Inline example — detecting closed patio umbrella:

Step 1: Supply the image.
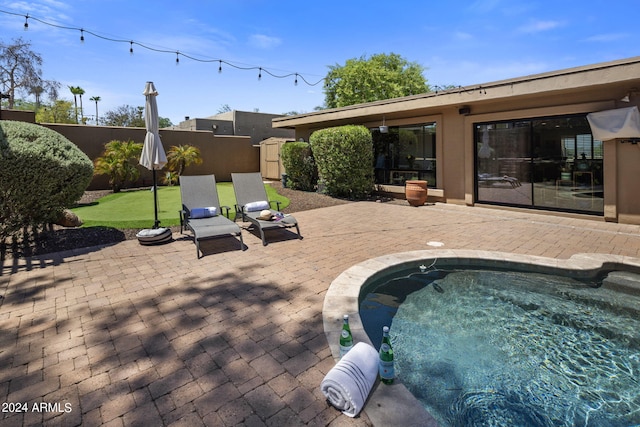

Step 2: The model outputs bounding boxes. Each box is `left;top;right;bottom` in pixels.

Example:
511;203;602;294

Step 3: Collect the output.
139;81;167;229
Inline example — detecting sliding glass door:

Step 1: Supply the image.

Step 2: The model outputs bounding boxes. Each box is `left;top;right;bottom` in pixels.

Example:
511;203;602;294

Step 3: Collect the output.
475;115;603;214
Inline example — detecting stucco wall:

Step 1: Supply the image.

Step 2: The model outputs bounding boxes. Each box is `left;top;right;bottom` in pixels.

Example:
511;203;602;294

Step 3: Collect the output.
614;142;640;224
176;110;294;145
1;109;36;122
43;124;258;190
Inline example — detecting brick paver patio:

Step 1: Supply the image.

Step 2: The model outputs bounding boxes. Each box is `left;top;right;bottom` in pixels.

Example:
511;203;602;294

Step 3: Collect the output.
1;201;639;426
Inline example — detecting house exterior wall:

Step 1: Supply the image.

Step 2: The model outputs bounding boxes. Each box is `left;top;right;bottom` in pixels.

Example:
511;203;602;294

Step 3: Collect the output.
614;141;640;224
231;111;294;144
175;110;294;145
273;57;640;224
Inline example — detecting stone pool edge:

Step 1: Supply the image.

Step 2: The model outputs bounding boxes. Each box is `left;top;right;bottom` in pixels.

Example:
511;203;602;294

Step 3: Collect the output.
322;250;640;427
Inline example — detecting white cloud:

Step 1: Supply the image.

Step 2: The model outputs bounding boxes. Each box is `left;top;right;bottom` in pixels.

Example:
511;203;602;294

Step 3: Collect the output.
249;34;282;49
584;33;629;42
467;0;502;13
518;20;563;33
6;0;71;18
454;31;473;41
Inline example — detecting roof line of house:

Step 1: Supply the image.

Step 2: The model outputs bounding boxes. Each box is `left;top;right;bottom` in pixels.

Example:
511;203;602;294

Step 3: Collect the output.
273;56;640;127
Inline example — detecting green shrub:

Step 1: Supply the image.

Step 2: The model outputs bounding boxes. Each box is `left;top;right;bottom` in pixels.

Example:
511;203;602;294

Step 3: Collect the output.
280;141;318;191
0;121;94;239
310;125;374;198
93;140;143;192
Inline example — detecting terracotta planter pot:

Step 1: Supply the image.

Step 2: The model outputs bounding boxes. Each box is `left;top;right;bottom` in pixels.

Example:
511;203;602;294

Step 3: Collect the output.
405;180;428;207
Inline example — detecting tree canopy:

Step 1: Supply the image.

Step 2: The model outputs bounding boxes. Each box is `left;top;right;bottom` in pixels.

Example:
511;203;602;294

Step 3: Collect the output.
323;53;429;109
101;104;172;128
0;37;60;108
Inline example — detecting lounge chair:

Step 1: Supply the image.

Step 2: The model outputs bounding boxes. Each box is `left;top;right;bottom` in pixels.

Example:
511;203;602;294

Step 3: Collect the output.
231;172;302;246
179;174;244;257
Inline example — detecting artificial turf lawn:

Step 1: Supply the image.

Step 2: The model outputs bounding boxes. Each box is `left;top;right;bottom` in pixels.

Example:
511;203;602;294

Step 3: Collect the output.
71;182;290;229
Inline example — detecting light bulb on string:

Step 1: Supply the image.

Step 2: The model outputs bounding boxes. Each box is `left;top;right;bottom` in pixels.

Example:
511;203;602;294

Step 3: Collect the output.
0;8;328;88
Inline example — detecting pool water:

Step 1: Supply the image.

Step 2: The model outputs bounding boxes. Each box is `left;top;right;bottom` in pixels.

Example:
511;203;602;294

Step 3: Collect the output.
360;268;640;427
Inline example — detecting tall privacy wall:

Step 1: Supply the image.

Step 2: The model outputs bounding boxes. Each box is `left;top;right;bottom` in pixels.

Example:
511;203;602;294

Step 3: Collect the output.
43;124;258;190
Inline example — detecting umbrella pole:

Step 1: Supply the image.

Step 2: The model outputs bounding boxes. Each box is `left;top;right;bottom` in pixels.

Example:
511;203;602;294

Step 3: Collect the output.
153;169;160;229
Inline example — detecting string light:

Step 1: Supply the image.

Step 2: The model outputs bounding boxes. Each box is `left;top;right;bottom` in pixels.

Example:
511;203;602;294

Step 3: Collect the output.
23;14;28;30
294;73;298;86
0;7;324;86
432;84;488;96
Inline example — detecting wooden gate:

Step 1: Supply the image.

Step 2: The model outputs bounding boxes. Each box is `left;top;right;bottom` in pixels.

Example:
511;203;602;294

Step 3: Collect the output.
260;138;293;180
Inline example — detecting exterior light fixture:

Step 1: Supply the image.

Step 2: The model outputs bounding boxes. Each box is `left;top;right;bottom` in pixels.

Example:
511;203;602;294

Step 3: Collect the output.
80;29;84;43
24;15;28;30
379;116;388;133
129;41;134;55
218;60;222;73
258;67;262;80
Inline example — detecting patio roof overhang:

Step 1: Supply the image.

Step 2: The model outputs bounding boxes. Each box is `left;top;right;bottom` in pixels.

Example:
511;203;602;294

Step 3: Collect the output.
273;56;640;130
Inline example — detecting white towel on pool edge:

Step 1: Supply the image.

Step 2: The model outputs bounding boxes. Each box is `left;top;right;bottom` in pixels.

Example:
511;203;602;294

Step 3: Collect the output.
320;342;379;417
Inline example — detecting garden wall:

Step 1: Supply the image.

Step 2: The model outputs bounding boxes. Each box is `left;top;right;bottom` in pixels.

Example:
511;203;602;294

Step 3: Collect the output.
43;124;258;190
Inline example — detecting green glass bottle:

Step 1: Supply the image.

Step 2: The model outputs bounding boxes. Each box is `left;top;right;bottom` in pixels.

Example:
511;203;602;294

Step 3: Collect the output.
379;326;394;384
339;314;353;358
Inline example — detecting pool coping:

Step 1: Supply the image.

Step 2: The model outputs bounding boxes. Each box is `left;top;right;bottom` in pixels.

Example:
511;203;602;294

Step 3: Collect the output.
322;250;640;427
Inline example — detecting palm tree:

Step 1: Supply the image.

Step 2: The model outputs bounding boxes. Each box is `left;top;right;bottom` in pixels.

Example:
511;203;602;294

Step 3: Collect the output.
90;96;101;125
68;86;84;124
93;140;143;192
77;87;85;124
166;145;203;176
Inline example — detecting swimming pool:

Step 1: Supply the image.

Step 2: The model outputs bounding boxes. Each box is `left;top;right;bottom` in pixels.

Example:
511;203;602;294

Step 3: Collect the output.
360;266;640;426
323;251;640;427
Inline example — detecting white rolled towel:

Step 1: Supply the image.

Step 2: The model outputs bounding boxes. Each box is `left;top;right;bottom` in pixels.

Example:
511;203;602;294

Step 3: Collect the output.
320;342;379;417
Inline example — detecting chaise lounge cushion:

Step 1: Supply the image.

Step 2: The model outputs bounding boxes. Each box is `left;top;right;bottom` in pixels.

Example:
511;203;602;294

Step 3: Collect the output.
190;207;217;218
245;200;269;212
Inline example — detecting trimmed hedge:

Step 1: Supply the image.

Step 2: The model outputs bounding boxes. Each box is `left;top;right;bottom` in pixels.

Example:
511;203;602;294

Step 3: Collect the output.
0;121;94;239
280;141;318;191
310;125;373;199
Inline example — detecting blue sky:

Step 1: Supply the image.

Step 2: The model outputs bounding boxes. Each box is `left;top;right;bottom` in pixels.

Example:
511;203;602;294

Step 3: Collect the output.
1;0;638;125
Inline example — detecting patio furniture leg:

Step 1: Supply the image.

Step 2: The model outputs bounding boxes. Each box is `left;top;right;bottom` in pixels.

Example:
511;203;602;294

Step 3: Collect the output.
239;232;245;250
